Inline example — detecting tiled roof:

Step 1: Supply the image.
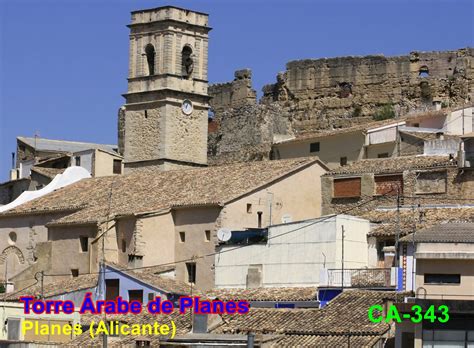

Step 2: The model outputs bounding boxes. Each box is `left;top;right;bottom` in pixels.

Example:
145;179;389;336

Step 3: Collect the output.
212;290;406;336
18;136;118;154
272;334;382;347
115;266;195;296
0;158;324;225
277;117;407;145
400;130;460;142
66;311;192;347
365;207;474;237
325;155;454;176
399;222;474;243
207;287;317;302
31;166;66;179
2;274;98;301
3;265;191;301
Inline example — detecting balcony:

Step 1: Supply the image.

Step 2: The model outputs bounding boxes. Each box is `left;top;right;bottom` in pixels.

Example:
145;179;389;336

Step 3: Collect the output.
319;268;400;289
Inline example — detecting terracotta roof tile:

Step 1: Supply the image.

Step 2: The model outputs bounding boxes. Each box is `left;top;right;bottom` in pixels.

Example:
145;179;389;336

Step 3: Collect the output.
2;273;98;301
0;158;323;225
67;311;192;347
206;287;317;302
279;117;408;144
365;207;474;237
325;155;454;176
272;334;382;347
31;166;67;179
213;290;406;336
399;130;460;142
399;222;474;243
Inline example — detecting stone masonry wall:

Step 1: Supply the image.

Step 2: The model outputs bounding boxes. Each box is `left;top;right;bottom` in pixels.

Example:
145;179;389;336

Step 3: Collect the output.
208;69;257;112
208;48;473;164
321;166;473;216
262;48;473;133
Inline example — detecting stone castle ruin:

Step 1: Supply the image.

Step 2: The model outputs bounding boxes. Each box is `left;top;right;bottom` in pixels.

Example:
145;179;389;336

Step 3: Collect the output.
208;48;473;164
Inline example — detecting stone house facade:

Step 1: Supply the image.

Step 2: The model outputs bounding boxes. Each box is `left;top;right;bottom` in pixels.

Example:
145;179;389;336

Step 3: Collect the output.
0;158;327;291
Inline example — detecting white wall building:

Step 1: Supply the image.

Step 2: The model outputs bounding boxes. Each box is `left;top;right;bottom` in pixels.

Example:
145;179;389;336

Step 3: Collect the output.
214;214;371;288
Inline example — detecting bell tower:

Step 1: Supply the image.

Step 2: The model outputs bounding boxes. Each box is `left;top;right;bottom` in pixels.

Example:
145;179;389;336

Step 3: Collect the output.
119;6;211;171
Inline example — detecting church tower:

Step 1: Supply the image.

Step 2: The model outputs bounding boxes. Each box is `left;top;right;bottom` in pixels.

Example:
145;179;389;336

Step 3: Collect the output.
119;6;211;171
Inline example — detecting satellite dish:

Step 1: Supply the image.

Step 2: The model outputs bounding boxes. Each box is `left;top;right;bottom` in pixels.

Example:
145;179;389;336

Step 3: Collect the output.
217;228;232;242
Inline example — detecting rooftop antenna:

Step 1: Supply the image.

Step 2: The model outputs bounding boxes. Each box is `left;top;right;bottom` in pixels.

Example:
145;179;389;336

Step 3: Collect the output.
34;131;40;158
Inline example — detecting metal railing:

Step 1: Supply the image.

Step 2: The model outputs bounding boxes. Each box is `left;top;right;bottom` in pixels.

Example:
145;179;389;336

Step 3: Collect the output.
326;268;394;288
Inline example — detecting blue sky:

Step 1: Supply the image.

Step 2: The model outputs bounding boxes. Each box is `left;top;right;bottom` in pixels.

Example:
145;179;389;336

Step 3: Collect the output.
0;0;472;180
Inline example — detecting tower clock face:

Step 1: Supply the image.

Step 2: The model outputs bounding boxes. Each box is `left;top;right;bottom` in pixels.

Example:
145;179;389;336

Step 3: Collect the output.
182;99;193;115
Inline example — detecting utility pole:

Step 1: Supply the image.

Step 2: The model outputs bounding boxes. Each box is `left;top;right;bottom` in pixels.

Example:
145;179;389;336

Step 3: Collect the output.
341;225;345;291
40;271;44;299
394;187;401;267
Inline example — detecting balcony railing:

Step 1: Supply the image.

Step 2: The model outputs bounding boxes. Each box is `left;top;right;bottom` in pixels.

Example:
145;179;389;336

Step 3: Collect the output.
320;268;397;288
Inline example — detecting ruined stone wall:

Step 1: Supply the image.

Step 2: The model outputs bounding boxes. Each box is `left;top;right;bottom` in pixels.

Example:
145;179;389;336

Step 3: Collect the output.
207;101;292;165
261;48;472;133
208;69;257;112
208;49;472;165
208;69;292;164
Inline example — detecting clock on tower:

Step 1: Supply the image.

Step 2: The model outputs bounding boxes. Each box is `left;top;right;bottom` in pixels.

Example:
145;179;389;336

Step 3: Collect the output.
119;6;211;172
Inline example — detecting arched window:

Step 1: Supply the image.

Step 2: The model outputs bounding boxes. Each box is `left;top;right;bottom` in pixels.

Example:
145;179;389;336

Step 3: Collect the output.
145;44;155;76
419;66;429;78
182;45;193;78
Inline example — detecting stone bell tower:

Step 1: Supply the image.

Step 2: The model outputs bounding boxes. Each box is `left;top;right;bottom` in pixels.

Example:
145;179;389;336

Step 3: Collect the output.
119;6;211;171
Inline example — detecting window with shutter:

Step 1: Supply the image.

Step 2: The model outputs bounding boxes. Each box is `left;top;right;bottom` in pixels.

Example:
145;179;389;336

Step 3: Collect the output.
333;177;361;198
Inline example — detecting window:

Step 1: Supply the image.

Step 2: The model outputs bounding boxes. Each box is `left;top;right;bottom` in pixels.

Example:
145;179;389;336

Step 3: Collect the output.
424;274;460;284
419;65;429;78
75;156;81;166
182;45;193;78
186;262;196;283
257;211;263;228
71;269;79;278
145;44;155;75
423;329;472;347
205;230;211;242
415;171;447;194
340;157;347;166
179;231;186;243
7;318;21;340
148;292;156;302
246;203;252;213
128;290;143;303
375;175;403;196
105;279;120;300
333;177;361;198
113;159;122;174
377;153;389;158
338;82;352;98
121;239;126;253
8;232;17;245
310;142;320;153
79;236;88;252
413;123;420;128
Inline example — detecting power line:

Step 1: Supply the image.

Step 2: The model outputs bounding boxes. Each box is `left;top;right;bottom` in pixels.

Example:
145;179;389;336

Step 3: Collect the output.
42;193;388;279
